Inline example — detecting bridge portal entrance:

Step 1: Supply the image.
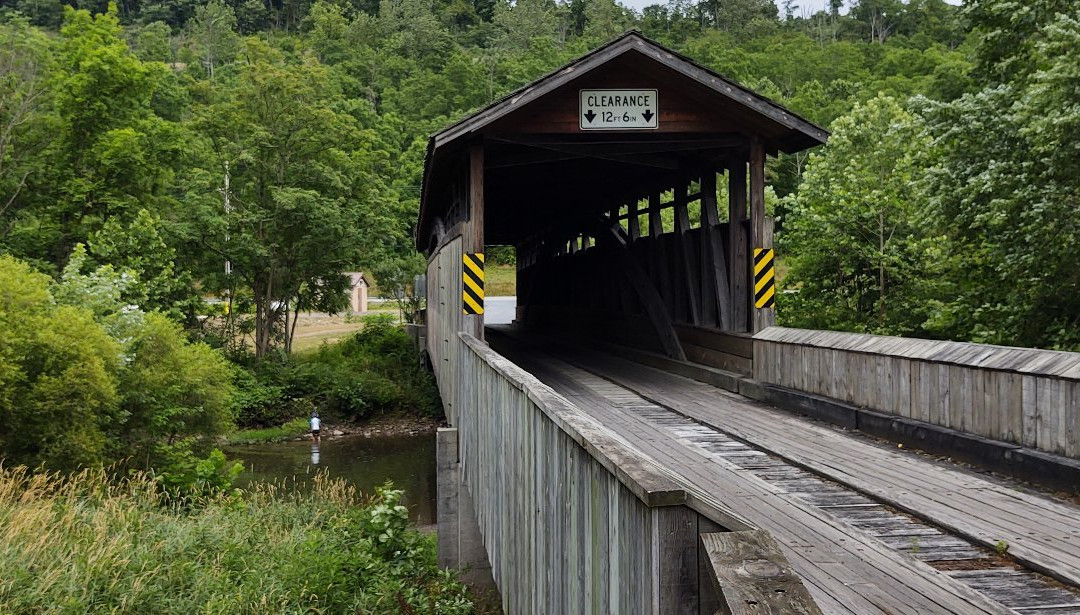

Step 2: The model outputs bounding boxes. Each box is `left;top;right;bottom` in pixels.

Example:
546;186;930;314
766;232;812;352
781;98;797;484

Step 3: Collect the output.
418;30;827;372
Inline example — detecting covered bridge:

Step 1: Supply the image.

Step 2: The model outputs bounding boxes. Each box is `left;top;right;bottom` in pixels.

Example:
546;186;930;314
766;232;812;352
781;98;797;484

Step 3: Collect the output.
418;31;827;369
414;31;1080;615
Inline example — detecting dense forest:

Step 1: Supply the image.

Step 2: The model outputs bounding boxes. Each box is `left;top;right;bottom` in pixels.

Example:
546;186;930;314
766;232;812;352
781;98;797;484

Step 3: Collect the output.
2;0;1076;356
1;0;1079;464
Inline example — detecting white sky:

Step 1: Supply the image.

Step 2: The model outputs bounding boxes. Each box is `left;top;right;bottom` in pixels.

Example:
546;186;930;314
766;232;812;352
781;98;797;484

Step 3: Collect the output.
619;0;962;16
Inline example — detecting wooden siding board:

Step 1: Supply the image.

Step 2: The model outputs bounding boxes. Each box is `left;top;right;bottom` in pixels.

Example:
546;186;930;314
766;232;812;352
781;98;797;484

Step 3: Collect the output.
1068;382;1080;459
1022;375;1038;448
749;327;1079;459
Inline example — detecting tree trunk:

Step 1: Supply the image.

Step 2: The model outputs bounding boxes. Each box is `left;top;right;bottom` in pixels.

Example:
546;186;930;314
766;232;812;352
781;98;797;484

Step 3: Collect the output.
253;271;275;358
879;211;886;326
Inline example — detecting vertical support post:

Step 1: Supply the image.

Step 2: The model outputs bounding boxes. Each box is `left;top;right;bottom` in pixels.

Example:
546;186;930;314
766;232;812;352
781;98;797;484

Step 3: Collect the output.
728;160;749;332
700;171;730;330
673;181;700;325
628;200;641;241
750;137;775;333
649;191;673;315
466;143;485;340
515;242;527;323
436;427;460;568
648;193;664;239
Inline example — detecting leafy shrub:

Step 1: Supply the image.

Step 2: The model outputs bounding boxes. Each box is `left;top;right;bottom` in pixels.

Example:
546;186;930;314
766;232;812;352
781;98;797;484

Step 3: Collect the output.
0;256;121;469
236;314;442;425
230;364;290;426
0;254;238;488
153;448;244;497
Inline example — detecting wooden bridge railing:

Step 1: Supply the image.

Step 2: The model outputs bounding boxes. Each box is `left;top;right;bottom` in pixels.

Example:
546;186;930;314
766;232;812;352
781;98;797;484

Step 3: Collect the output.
425;230;823;613
456;332;726;613
754;328;1080;462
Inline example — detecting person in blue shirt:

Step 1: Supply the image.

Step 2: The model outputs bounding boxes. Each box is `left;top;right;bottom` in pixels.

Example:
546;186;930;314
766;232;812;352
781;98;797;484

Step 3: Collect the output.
310;411;321;444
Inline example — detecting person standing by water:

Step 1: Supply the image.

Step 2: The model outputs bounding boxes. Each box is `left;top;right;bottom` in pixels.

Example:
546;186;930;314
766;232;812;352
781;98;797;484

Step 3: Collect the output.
310;411;321;444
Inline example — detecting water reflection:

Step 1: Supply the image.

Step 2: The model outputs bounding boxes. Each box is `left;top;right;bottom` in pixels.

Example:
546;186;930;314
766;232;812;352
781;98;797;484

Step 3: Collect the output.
223;432;436;524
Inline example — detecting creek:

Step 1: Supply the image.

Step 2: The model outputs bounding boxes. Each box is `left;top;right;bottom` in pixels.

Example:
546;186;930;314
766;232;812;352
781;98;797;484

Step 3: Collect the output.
223;431;437;524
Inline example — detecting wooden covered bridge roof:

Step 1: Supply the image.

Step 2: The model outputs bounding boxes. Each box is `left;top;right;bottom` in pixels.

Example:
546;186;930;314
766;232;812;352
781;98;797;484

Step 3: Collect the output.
416;31;828;250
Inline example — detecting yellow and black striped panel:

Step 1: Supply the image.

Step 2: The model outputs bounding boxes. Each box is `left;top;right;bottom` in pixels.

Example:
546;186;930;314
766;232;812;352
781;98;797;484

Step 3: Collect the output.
753;248;775;309
462;252;485;315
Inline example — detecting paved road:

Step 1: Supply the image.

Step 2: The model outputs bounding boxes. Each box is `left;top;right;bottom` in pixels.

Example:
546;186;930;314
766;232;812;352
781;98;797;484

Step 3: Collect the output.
484;296;516;325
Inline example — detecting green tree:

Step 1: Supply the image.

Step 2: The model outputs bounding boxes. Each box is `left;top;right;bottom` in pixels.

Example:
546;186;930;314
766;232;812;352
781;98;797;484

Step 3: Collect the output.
916;9;1080;348
194;40;393;357
88;208;201;323
0;18;55;247
116;312;234;471
186;0;239;78
12;6;184;267
780;95;939;335
6;247;237;471
129;20;174;63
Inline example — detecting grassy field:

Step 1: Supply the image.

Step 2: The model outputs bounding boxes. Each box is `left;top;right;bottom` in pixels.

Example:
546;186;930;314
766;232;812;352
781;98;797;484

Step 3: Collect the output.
225;417;310;444
289;306;400;353
0;466;471;614
486;265;515;296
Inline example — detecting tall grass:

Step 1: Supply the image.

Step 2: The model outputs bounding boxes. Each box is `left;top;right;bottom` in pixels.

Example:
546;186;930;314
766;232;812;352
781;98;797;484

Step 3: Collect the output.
0;466;471;614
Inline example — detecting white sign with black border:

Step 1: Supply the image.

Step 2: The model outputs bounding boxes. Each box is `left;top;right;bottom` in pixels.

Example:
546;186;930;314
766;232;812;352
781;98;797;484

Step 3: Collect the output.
579;89;658;130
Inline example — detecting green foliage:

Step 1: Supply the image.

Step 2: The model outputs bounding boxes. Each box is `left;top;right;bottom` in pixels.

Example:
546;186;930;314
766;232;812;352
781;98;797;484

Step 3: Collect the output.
0;17;55;250
154;447;244;496
0;467;472;614
185;0;239;78
372;252;427;323
226;417;310;444
237;315;441;427
0;255;121;469
88;209;202;324
915;4;1080;349
780;95;940;336
0;252;237;480
117;312;235;467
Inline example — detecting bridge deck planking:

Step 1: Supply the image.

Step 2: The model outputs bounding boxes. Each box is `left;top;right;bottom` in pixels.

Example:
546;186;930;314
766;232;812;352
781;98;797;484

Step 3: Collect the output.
509;333;1080;590
493;338;1016;614
589;358;1080;577
552;373;1010;614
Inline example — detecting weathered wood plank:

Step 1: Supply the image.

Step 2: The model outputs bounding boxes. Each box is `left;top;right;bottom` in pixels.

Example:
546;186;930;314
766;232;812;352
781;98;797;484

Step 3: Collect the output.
749;138;774;333
701;531;823;615
658;506;702;614
700;172;732;330
673;182;702;325
728;165;749;332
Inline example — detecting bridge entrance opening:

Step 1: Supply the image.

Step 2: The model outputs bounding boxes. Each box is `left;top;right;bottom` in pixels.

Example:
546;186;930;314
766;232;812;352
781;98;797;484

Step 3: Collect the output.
417;31;827;367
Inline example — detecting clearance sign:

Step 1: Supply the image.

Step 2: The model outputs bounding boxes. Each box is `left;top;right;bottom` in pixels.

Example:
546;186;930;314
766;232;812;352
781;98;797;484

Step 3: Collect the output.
579;89;659;130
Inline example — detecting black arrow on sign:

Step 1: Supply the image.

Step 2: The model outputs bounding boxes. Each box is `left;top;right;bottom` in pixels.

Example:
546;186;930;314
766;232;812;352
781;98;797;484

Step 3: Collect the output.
584;109;596;123
642;109;654;122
